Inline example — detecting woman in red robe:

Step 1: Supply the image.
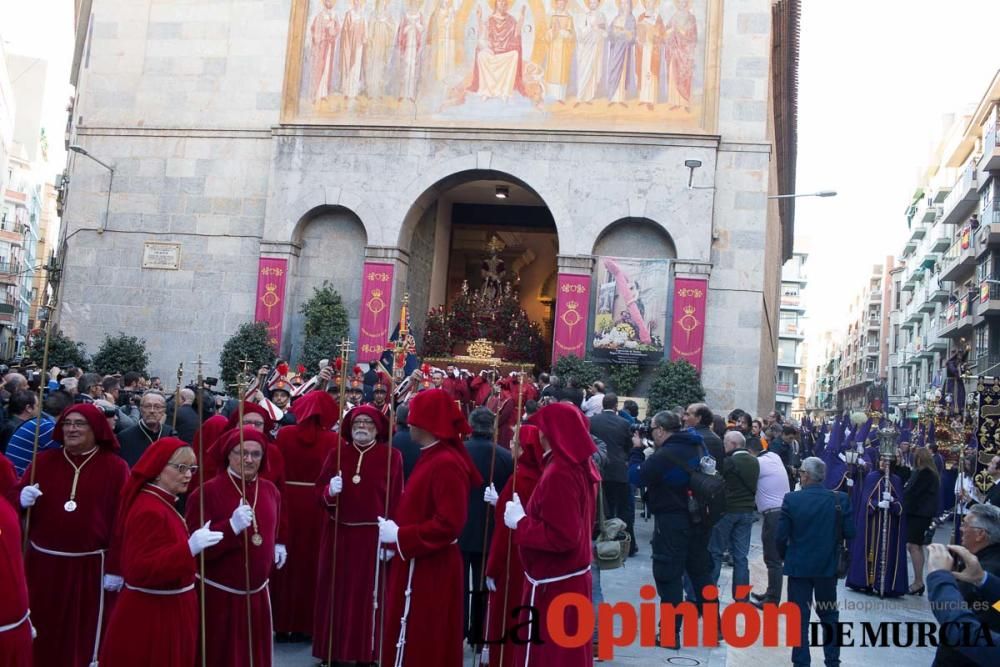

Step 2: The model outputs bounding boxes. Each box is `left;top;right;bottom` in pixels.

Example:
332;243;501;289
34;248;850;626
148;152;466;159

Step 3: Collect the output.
15;404;129;667
185;427;281;667
379;388;483;667
0;480;31;667
483;424;543;667
313;403;403;664
271;391;340;638
100;436;222;666
507;403;599;667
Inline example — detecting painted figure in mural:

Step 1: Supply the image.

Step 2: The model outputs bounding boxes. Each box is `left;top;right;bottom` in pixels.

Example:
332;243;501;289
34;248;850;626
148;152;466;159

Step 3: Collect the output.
428;0;461;82
636;0;663;110
606;0;636;107
469;0;527;102
365;0;396;99
543;0;575;103
309;0;340;104
574;0;608;106
664;0;697;111
340;0;368;100
397;0;426;103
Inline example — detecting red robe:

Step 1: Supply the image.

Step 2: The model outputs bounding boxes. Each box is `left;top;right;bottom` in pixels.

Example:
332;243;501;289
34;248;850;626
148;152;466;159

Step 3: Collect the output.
270;424;339;634
442;376;472;413
186;471;280;667
0;490;30;667
471;377;493;407
381;443;475;667
0;456;16;498
17;449;128;667
312;441;403;663
100;485;197;667
513;455;597;667
487;394;517;448
484;464;542;667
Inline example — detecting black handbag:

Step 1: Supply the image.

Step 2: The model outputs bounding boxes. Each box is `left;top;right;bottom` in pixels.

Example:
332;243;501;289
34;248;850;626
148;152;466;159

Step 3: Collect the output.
661;447;726;526
833;493;850;579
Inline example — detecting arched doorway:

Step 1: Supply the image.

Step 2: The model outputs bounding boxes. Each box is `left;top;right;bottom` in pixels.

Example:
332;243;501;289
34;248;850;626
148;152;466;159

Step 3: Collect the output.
592;217;678;260
399;171;559;362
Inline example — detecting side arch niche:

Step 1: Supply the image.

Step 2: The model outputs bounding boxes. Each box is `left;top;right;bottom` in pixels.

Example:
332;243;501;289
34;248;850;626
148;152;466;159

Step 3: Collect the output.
592;218;678;260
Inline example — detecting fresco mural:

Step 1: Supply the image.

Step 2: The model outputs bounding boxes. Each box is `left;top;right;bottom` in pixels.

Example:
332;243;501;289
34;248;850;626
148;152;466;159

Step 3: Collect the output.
283;0;718;132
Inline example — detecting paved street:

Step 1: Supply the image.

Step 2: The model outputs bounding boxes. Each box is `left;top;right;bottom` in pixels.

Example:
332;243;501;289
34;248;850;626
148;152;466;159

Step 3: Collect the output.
277;513;944;666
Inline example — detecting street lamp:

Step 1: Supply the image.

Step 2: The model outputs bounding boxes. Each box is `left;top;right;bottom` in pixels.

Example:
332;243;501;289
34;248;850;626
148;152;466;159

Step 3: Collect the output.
68;145;114;234
768;190;838;199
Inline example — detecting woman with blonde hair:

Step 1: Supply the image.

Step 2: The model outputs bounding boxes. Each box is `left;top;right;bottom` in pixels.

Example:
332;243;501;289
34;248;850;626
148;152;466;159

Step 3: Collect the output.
902;446;941;595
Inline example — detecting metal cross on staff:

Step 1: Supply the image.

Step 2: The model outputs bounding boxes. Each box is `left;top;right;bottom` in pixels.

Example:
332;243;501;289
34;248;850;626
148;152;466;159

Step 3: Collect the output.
190;354;208;667
230;358;256;667
326;338;354;667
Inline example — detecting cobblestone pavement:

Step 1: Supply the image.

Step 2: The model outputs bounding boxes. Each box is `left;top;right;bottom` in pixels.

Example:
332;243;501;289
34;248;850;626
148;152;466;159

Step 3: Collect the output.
277;513;946;666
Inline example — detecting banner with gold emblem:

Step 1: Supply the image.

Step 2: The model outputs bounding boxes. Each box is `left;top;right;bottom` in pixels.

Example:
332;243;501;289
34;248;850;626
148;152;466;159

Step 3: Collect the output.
552;274;590;362
254;257;289;352
670;277;709;371
358;262;395;360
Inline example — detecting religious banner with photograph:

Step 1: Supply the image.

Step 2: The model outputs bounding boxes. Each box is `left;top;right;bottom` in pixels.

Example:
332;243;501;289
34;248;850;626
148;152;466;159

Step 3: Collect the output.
590;256;670;365
552;273;590;361
358;262;396;360
670;277;708;371
254;257;289;351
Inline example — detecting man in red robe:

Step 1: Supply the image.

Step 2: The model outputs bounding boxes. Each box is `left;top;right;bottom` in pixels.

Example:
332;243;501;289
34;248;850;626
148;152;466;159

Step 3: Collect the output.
313;404;403;665
15;403;129;667
505;403;599;667
0;473;31;667
487;381;517;448
100;436;223;667
481;424;544;667
272;391;341;641
185;428;282;667
378;388;483;666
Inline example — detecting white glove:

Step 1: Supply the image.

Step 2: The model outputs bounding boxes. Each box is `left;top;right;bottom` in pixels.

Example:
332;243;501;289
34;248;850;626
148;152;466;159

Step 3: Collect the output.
274;544;288;570
486;576;497;592
328;475;343;497
379;548;395;562
504;493;526;529
103;574;124;592
877;500;890;509
846;478;854;488
882;492;893;502
19;484;42;508
229;503;254;534
378;516;399;544
484;484;499;506
189;521;224;556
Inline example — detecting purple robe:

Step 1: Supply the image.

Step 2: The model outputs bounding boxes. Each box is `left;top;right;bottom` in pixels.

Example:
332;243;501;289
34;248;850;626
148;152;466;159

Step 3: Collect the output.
846;470;908;597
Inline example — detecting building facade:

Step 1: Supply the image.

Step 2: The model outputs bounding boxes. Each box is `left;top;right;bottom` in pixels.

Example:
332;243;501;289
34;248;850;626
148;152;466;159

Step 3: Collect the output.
59;0;800;413
886;72;1000;420
776;251;806;416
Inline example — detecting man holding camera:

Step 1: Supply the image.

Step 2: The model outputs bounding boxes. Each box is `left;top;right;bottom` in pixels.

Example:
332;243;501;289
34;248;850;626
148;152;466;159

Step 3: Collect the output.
628;410;714;648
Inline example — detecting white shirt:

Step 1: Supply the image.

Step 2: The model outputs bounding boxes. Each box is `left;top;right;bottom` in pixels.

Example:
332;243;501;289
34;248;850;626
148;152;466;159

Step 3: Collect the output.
755;451;790;512
581;393;605;418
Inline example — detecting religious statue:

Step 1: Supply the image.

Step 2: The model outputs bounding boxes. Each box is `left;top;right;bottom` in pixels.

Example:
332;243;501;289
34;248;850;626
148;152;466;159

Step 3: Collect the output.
481;236;506;301
469;0;527;102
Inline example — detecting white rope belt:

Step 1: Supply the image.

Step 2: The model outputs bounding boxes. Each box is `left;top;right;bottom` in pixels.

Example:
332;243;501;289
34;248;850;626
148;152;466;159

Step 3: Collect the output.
341;520;379;526
522;566;589;667
285;481;314;487
29;542;106;667
0;610;29;633
125;583;195;596
197;575;269;596
393;559;416;667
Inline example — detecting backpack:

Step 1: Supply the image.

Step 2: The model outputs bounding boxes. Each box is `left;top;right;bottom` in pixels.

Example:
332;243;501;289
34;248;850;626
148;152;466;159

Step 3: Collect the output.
662;446;726;527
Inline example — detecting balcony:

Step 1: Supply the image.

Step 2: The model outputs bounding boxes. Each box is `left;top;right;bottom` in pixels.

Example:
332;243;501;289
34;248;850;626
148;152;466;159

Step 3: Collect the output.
865;343;880;357
780;294;806;312
867;316;881;330
980;119;1000;172
977;354;1000;378
869;290;883;303
927;283;949;303
914;199;940;225
979;208;1000;250
941;159;980;226
938;295;976;339
977;280;1000;316
776;383;799;397
908;221;928;243
928;222;955;252
940;236;977;282
0;259;20;285
0;296;16;324
779;321;805;339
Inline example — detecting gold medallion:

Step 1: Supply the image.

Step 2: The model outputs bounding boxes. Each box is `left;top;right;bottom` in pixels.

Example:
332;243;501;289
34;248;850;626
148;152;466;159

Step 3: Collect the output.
251;532;263;547
352;474;361;484
64;500;78;513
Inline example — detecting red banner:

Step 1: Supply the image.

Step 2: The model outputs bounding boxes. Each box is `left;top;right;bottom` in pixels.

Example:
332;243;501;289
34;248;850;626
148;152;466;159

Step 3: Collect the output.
358;262;395;360
552;274;590;361
670;278;709;371
254;257;288;352
982;281;990;304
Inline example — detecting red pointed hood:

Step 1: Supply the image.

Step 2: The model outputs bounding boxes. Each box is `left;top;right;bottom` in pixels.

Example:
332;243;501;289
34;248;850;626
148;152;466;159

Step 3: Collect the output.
407;388;482;486
526;403;599;471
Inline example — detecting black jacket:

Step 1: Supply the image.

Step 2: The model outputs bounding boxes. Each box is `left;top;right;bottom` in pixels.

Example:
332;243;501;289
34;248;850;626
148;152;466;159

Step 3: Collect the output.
0;416;24;454
391;427;421;482
629;429;706;514
903;467;940;518
165;404;202;445
695;425;724;465
590;410;632;484
458;436;513;554
936;542;1000;666
118;422;177;468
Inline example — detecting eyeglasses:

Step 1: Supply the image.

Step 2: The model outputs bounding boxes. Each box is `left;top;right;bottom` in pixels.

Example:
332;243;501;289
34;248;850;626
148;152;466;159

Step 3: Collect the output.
62;420;91;429
242;419;266;427
167;463;199;475
230;449;264;460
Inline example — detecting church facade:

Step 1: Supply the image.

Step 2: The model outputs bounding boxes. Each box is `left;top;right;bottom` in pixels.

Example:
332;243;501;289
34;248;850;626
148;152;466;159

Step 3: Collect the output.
57;0;798;414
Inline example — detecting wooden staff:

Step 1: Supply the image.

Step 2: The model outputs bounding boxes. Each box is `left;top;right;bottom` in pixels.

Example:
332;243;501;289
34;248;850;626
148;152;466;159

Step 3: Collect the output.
22;302;55;554
171;362;183;432
326;339;353;667
193;355;208;667
473;374;501;667
497;369;526;667
234;359;255;667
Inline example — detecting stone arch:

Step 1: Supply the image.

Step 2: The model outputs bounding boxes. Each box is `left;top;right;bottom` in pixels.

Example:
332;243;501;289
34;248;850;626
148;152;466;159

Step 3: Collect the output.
265;184;381;247
592;217;678;259
286;205;369;362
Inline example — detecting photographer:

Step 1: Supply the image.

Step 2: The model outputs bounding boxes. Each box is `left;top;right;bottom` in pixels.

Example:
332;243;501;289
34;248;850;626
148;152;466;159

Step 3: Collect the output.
628;410;714;647
926;542;1000;665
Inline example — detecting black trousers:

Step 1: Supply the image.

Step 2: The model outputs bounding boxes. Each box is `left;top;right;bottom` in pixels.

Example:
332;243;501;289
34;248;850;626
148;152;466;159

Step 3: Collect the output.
462;550;486;644
603;480;636;550
651;511;714;646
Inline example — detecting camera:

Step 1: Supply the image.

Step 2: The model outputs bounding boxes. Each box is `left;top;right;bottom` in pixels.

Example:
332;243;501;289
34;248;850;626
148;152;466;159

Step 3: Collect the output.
204;377;219;388
630;419;652;440
101;406;117;418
